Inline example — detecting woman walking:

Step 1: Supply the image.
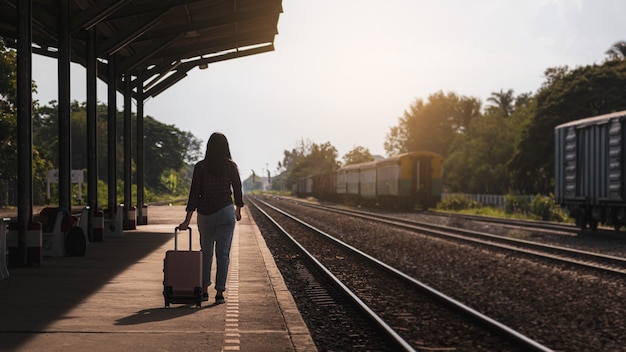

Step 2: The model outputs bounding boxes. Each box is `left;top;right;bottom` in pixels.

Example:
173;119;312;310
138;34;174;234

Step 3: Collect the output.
179;132;243;304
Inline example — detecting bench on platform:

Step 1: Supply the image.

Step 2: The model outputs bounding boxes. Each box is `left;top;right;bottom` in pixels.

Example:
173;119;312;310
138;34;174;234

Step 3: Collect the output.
77;207;90;245
42;211;65;257
104;205;124;238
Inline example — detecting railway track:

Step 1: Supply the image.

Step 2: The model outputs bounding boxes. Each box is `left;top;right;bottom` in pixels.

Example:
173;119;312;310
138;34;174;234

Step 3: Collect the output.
250;197;553;351
254;195;626;351
284;197;626;276
422;211;626;239
423;211;578;235
292;195;624;238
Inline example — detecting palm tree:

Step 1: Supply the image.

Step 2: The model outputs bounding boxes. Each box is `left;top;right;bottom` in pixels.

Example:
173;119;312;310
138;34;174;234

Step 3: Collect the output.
606;41;626;60
486;89;515;117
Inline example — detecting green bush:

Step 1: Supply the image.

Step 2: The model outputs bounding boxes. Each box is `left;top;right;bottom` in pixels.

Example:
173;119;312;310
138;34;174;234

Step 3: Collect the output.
530;193;566;221
437;194;479;211
504;193;530;214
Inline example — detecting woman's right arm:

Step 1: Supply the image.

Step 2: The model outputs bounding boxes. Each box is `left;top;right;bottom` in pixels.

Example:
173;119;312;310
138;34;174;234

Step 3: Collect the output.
179;210;194;230
181;162;201;229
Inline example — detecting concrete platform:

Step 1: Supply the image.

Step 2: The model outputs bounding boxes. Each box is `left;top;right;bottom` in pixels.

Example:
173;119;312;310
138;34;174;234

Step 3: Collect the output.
0;205;316;352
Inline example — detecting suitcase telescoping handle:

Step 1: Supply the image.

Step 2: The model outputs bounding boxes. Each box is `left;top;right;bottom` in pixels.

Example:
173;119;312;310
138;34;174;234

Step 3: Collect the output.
174;226;193;251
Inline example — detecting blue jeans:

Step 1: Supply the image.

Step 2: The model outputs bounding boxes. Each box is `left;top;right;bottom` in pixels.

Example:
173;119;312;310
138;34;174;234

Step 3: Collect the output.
197;205;236;291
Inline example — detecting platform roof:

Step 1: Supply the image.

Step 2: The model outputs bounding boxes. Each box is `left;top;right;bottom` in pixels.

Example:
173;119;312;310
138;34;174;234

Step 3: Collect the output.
0;0;282;97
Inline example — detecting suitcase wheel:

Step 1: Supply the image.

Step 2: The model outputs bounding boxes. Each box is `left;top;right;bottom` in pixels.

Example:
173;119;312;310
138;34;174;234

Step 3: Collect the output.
194;287;202;308
164;286;173;308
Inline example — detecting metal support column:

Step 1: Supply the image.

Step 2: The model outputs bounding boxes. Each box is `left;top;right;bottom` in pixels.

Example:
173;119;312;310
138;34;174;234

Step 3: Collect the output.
86;28;98;237
136;82;145;224
16;0;33;267
123;73;132;228
107;55;117;218
58;0;71;209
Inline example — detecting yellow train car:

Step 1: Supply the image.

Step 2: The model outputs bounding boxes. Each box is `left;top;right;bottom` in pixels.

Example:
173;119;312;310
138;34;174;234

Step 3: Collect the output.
376;151;443;210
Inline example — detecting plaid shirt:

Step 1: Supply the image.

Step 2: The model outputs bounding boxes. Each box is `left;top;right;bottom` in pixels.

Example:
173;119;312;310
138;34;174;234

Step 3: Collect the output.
185;159;244;215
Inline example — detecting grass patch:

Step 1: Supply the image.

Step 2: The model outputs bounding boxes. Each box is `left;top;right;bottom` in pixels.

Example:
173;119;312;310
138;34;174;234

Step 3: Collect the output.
436;193;573;223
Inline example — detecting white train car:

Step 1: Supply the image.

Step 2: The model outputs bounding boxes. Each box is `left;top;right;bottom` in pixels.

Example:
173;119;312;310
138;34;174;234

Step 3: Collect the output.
336;164;360;202
301;151;443;210
359;161;377;201
345;164;360;196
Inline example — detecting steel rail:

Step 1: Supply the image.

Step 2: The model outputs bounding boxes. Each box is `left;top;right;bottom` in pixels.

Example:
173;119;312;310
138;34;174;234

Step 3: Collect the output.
253;197;554;352
296;200;626;275
248;198;417;352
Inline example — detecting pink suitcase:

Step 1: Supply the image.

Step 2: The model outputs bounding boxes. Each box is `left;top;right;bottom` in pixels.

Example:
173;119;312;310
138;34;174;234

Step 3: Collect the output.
163;227;203;307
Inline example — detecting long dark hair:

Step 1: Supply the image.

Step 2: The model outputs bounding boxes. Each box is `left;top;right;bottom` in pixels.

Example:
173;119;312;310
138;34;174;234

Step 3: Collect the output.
204;132;232;177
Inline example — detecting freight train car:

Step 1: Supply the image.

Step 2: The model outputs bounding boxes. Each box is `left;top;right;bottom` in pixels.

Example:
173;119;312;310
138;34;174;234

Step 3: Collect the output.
336;163;360;203
375;151;442;209
311;172;336;201
357;161;378;204
555;110;626;231
297;151;443;210
296;175;314;198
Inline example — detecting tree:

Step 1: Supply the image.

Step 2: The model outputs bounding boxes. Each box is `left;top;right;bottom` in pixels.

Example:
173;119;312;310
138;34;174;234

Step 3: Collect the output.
129;115;197;193
33;100;201;200
0;39;18;181
510;61;626;194
444;99;534;193
384;91;481;156
342;146;374;165
300;141;339;174
0;36;201;204
606;40;626;61
0;39;51;204
514;92;533;110
486;89;515;117
280;138;311;179
34;100;98;170
282;139;339;188
0;109;17;180
180;130;203;164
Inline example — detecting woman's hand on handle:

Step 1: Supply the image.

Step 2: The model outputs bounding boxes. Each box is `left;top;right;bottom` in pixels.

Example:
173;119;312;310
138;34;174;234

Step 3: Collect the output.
179;210;194;230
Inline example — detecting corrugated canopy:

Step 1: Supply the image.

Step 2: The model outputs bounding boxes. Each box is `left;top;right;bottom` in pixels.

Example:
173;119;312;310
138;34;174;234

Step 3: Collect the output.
0;0;282;96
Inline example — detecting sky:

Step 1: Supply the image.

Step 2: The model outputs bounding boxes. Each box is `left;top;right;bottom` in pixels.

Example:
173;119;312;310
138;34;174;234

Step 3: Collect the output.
31;0;626;180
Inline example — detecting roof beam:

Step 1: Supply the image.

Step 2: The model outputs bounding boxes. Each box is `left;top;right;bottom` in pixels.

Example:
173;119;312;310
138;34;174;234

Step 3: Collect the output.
186;43;275;69
104;0;206;20
142;60;181;90
145;5;282;40
70;0;130;33
168;43;274;76
139;43;273;99
115;34;179;73
156;30;277;63
145;70;188;98
1;2;62;49
97;10;166;56
137;60;181;84
0;0;283;99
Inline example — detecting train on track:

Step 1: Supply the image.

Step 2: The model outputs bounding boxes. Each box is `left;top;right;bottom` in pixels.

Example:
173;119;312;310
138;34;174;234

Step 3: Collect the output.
555;109;626;231
295;151;443;210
